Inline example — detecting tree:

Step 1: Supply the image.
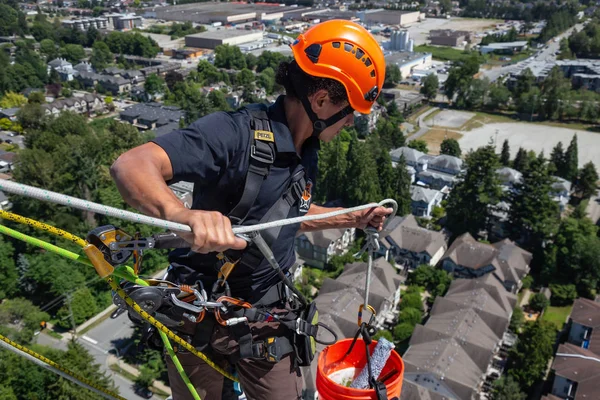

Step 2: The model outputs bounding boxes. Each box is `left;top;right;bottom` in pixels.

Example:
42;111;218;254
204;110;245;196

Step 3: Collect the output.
373;119;405;150
500;139;510;166
56;287;98;329
407;139;428;153
550;141;566;177
391;155;412;217
509;306;525;333
60;44;86;63
393;322;415;343
144;73;166;95
207;90;230;111
446;146;502;238
509;321;556;389
512;147;528;172
0;237;17;299
549;283;578;306
398;307;422;326
491;376;526;400
0;91;27;108
420;74;439;100
508;156;559;273
487;83;511;111
440;138;461;157
214;44;247;70
564;134;579;183
257;67;275;94
407;265;452;298
344;137;382;205
39;38;58;61
529;293;549;312
235;68;255;89
400;292;423;312
0;298;50;343
540;67;571;120
384;64;401;88
90;41;113;70
373;330;393;342
576;162;599;199
315;134;348;203
28;91;45;104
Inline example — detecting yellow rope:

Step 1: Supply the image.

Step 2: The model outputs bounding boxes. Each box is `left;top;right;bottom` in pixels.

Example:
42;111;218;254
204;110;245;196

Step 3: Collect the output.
0;210;87;247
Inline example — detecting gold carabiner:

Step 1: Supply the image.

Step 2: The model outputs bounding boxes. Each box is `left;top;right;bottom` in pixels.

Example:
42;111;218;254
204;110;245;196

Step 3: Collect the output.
357;304;376;327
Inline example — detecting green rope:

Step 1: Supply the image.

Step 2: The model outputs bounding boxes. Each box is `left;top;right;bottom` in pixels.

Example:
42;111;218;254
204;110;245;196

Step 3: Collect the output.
0;223;202;399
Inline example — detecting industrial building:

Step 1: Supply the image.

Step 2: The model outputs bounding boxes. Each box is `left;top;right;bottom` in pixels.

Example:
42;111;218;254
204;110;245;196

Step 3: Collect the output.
429;29;471;47
185;29;264;49
148;3;304;24
385;52;432;79
479;41;528;54
510;59;600;93
388;30;414;52
358;9;423;26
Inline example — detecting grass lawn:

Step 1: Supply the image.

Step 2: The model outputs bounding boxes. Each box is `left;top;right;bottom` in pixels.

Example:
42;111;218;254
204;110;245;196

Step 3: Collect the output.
420;128;463;155
414;45;485;63
486;51;534;66
407;105;433;124
542;305;573;330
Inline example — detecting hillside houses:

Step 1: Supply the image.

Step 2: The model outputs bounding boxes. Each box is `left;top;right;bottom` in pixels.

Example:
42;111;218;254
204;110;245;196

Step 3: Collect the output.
41;93;105;117
295;228;355;269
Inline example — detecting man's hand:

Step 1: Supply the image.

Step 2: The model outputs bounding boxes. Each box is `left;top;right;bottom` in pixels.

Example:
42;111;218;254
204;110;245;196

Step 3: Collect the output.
169;209;247;254
355;206;394;231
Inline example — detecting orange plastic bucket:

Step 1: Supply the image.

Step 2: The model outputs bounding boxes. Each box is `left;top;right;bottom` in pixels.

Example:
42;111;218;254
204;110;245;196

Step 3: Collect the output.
316;338;404;400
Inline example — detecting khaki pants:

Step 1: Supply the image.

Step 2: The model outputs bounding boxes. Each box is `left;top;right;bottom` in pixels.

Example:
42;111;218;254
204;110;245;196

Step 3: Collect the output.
165;316;303;400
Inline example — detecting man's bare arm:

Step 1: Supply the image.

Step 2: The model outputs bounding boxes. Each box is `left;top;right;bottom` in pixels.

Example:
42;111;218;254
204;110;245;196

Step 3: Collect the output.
299;204;393;232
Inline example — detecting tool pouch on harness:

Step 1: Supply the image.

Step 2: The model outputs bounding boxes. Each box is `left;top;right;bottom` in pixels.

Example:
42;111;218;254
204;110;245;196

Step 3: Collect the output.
293;300;319;367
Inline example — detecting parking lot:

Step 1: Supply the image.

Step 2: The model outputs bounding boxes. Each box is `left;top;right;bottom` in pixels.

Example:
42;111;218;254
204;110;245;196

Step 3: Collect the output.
460;122;600;169
430;110;475;128
403;17;502;46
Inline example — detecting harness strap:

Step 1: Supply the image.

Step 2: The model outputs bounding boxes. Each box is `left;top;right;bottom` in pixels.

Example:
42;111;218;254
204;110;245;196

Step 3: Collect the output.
228;110;276;226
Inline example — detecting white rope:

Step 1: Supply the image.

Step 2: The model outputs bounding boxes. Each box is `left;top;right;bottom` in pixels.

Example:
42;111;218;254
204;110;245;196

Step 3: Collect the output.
0;179;397;235
0;338;120;400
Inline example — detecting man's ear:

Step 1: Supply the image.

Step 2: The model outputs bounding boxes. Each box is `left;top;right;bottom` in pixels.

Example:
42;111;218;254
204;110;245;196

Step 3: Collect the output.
310;89;330;112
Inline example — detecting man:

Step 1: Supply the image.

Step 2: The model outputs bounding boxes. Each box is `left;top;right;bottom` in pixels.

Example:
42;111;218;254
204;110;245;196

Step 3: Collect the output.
111;19;388;400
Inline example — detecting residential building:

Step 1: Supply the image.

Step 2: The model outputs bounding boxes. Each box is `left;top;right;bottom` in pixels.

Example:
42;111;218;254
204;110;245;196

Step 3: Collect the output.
73;62;94;73
0;108;20;122
354;103;384;133
381;214;447;271
0;191;13;211
302;258;403;399
496;167;522;192
74;71;132;95
117;103;184;134
47;58;75;81
295;228;355;269
546;343;600;400
41;94;106;117
410;186;443;218
441;233;532;293
567;298;600;353
62;17;108;31
427;154;463;175
402;276;518;400
389;146;428;171
480;41;528;55
0;152;17;172
429;29;471;47
416;169;456;191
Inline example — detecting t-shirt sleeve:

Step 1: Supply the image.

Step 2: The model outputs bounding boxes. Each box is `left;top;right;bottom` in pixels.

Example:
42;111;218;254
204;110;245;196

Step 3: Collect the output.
152;111;244;185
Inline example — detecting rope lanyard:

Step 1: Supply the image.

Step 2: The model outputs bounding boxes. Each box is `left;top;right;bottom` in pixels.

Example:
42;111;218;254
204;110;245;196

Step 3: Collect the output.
0;179;399;399
0;333;126;400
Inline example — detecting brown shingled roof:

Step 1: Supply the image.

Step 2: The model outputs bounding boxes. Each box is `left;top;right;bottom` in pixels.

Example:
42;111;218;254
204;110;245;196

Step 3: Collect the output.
552;343;600;400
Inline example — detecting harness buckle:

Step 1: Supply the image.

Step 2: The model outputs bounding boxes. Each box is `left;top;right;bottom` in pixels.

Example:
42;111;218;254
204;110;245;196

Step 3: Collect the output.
263;337;284;363
251;144;274;165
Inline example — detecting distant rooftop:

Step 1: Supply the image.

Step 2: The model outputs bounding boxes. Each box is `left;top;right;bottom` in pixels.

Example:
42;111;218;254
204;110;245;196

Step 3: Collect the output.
185;29;263;40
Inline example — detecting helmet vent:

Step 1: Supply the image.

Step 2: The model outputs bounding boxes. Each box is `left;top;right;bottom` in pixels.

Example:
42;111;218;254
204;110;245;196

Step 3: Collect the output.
355;48;365;59
344;43;353;52
304;43;322;63
332;42;341;48
365;58;372;67
370;70;376;78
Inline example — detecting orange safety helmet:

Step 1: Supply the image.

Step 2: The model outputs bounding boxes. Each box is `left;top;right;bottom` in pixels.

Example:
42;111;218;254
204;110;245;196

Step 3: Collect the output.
291;19;386;115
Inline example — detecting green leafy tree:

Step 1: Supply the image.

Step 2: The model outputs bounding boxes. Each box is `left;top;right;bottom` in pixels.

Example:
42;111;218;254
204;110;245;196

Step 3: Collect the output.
508;321;556;389
0;4;23;37
256;50;289;72
90;41;113;70
0;298;50;343
60;44;86;63
214;44;247;70
384;64;401;88
508;156;560;273
440;138;461;157
509;306;525;333
550;141;566;177
144;73;166;95
487;83;511;111
257;67;275;94
315;134;348;203
491;376;526;400
576;162;599;199
420;74;439;100
393;322;415;343
445;54;480;104
0;118;11;130
344;137;382;205
564;134;579;182
39;39;58;61
28;91;45;104
407;139;428;153
0;91;27;108
373;330;393;342
446;146;502;238
529;292;549;312
540;67;571;120
500;139;510;166
512;147;528;172
373;119;405;150
398;307;422;325
400;292;423;312
235;68;255;89
0;237;17;299
549;283;578;306
56;287;98;329
207;90;230;111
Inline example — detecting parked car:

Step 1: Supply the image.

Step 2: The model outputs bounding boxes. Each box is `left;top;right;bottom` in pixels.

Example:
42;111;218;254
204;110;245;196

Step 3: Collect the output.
135;386;153;399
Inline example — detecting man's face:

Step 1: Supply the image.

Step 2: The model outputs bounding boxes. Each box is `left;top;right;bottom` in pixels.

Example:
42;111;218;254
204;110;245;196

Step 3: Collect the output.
316;98;355;142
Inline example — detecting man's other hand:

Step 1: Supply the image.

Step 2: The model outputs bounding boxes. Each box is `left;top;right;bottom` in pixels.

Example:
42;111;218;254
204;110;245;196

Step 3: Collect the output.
355;206;394;231
169;209;247;254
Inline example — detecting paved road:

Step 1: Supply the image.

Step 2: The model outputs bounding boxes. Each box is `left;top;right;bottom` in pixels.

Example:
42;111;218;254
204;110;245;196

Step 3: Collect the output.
407;107;440;141
481;23;586;83
0;131;25;149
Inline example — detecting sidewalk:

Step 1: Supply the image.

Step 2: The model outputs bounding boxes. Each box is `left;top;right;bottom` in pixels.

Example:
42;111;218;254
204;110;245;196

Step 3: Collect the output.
107;354;172;395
